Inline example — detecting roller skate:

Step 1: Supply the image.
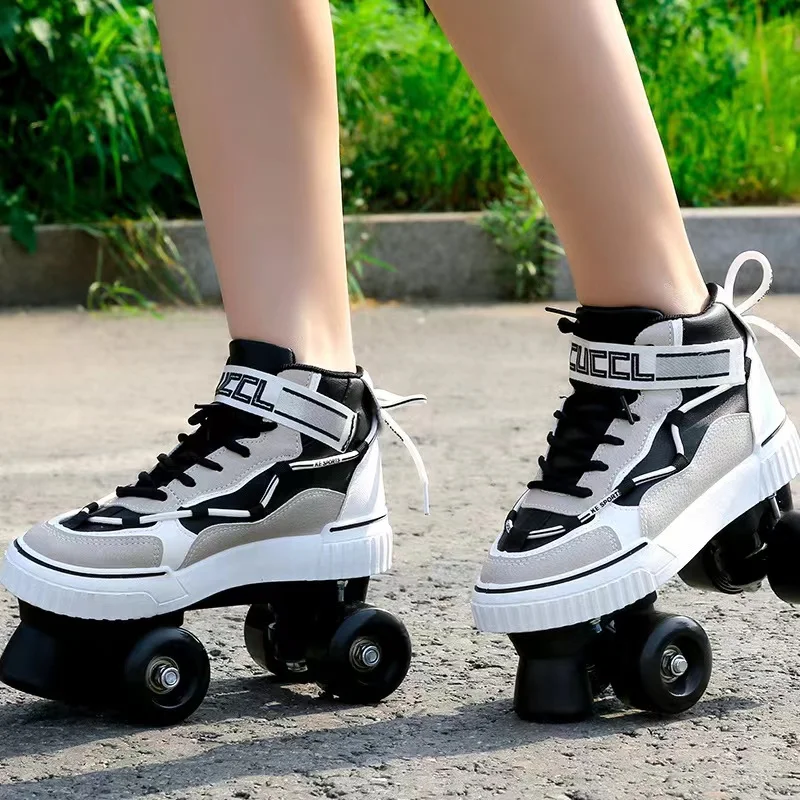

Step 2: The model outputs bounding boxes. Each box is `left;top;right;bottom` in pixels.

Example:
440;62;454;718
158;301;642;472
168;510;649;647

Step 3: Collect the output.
0;340;428;725
471;251;800;721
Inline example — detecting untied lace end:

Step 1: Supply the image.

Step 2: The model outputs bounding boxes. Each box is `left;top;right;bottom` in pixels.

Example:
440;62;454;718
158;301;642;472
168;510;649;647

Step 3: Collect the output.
373;388;430;515
720;250;800;361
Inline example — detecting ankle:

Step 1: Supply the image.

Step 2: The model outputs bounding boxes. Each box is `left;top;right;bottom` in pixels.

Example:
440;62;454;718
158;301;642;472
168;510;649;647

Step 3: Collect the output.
298;345;356;373
576;273;709;317
226;329;356;373
657;280;709;317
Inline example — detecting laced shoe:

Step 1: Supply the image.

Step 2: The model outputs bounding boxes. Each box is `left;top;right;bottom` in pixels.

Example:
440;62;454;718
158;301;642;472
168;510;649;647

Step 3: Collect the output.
472;252;800;633
2;340;427;620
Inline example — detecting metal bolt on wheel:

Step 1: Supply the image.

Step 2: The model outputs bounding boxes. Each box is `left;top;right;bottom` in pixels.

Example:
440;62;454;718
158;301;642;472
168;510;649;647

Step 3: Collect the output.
611;611;712;715
312;604;411;704
146;657;181;694
122;627;210;726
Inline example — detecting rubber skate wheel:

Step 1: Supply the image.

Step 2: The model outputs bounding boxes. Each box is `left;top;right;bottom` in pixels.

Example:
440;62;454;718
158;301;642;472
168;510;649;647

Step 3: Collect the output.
243;604;313;682
121;627;210;726
611;612;711;715
310;604;411;704
767;511;800;604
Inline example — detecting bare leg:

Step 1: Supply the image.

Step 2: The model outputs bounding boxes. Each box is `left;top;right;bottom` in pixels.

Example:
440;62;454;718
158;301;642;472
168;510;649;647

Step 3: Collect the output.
427;0;708;314
154;0;354;370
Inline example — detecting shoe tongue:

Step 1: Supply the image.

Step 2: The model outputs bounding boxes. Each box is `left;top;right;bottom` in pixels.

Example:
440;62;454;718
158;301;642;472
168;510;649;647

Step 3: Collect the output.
228;339;296;373
542;306;665;489
573;306;665;345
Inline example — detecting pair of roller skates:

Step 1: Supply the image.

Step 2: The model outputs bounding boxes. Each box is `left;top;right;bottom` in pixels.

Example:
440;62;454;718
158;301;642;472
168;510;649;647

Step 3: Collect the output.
2;251;800;726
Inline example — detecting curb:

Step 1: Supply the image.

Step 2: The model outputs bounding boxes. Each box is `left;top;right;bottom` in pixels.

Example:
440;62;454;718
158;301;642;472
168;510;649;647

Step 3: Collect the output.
1;209;798;306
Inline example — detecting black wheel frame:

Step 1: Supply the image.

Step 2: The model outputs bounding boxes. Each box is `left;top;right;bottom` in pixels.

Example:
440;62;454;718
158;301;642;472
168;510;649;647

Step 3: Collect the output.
310;604;411;704
243;604;313;682
122;627;210;726
611;612;712;714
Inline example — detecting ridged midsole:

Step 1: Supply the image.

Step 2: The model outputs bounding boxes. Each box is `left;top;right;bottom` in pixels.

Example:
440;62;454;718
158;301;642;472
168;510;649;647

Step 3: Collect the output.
472;418;800;633
0;516;393;621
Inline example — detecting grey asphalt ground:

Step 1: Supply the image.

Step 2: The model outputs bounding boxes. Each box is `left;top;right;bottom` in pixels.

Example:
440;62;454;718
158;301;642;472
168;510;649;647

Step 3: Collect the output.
3;300;800;800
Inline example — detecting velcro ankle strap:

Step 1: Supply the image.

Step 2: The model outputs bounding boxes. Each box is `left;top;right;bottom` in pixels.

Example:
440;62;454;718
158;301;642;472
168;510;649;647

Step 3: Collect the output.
569;335;745;390
214;365;357;451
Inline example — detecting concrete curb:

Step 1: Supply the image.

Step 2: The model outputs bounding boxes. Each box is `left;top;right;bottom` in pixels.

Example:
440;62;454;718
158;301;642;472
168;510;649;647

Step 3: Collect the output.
1;208;798;306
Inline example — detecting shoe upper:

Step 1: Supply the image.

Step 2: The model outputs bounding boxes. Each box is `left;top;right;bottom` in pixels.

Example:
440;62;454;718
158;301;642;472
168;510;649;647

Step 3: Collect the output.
479;268;787;589
19;340;393;572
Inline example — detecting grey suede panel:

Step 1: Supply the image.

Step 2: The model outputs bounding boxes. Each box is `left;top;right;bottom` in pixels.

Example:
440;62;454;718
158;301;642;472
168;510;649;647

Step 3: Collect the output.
640;413;753;539
635;319;676;347
23;522;163;569
479;526;621;585
179;488;345;568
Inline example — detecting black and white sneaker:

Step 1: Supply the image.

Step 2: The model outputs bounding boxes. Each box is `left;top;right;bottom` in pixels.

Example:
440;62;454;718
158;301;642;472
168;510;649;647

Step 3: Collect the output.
472;251;800;633
1;340;427;620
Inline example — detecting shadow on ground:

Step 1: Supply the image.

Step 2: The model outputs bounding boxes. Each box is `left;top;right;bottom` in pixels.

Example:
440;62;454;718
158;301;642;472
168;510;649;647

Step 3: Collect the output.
0;672;759;796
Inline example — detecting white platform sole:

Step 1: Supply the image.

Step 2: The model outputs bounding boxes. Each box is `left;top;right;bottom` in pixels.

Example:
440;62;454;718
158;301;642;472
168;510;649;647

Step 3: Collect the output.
472;419;800;633
0;516;393;621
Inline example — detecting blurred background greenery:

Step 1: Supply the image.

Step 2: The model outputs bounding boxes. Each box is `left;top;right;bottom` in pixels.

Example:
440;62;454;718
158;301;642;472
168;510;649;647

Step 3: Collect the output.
1;0;798;252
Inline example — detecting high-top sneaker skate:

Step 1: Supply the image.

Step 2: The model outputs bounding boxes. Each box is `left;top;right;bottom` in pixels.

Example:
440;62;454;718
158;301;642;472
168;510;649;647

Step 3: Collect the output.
471;251;800;722
0;340;427;724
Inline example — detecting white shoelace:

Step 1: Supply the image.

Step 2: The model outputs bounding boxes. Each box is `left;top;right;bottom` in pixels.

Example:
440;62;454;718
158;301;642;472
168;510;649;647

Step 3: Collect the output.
721;250;800;360
374;388;430;515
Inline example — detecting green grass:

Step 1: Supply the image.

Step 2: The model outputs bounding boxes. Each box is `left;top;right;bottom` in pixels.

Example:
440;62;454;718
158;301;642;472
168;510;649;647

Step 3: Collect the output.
334;0;516;212
623;0;800;206
0;0;193;244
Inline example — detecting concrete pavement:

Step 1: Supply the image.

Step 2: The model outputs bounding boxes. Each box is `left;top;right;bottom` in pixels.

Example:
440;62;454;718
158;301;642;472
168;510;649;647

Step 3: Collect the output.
3;301;800;799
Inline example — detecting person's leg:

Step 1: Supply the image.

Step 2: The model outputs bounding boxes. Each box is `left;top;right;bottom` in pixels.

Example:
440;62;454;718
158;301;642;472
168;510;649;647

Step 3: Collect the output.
0;0;427;691
426;0;707;314
153;0;354;371
431;1;800;721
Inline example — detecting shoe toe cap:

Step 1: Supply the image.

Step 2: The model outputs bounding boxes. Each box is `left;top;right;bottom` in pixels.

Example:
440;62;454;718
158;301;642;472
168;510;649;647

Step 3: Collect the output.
20;519;164;571
478;526;621;587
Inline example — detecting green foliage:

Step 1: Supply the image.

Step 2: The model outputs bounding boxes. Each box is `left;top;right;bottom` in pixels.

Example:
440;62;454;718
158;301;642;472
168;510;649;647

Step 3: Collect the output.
87;279;160;315
0;0;193;237
333;0;516;212
83;211;200;310
620;0;800;205
481;171;563;302
1;0;799;259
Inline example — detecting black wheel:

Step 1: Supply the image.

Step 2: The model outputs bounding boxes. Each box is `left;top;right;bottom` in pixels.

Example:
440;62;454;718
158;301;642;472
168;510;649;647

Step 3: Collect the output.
122;627;210;726
310;604;411;704
243;604;313;682
767;510;800;604
610;612;711;714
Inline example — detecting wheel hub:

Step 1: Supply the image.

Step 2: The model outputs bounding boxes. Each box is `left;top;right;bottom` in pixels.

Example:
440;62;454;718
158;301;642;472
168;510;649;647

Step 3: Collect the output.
146;657;181;694
349;638;382;671
660;645;688;683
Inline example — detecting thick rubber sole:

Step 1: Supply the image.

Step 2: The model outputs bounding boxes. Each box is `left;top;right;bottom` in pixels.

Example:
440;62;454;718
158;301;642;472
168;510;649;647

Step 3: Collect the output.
471;419;800;634
0;515;393;621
